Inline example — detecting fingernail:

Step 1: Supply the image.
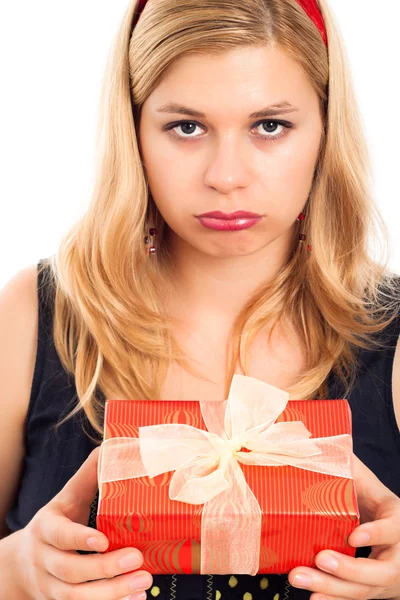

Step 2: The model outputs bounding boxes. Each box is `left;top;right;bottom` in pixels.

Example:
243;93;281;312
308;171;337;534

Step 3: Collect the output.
351;531;370;546
317;553;339;572
87;537;104;551
125;593;147;600
129;573;152;590
120;552;142;570
292;574;312;588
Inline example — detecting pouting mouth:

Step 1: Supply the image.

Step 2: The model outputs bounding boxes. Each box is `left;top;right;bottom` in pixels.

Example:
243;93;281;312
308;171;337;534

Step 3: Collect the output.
197;211;263;220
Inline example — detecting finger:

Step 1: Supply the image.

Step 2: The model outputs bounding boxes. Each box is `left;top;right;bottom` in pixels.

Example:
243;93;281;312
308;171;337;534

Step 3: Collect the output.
289;566;375;599
47;566;153;600
349;511;400;548
45;545;144;584
313;549;400;587
35;509;109;552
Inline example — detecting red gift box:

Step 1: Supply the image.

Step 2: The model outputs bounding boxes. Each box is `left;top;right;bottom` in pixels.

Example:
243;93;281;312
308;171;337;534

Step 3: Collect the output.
96;375;360;575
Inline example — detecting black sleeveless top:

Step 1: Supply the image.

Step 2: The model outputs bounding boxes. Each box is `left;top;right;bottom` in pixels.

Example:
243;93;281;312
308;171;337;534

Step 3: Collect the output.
6;259;400;600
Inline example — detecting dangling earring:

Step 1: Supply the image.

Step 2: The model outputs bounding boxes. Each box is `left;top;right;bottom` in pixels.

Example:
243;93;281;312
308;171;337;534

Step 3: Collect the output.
297;212;312;252
144;228;157;255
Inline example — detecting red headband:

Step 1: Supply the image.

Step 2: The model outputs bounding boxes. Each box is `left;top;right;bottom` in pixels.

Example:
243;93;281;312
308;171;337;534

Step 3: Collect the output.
296;0;327;46
134;0;327;47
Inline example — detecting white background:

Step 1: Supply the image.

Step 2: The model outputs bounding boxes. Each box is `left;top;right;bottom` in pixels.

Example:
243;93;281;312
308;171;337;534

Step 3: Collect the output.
1;0;399;287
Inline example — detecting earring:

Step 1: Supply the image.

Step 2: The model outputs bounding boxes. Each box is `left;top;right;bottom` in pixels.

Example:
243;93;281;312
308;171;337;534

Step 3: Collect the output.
144;228;157;255
297;212;312;252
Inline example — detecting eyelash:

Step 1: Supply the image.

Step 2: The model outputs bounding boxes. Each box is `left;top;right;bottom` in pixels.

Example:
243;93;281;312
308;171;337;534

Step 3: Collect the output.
163;119;294;142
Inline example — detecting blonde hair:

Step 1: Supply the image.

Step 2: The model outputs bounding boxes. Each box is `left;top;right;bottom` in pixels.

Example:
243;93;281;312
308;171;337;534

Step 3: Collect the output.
42;0;400;445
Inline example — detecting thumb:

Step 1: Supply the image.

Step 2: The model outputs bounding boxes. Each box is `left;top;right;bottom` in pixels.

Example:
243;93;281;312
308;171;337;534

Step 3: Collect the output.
352;452;400;537
53;446;102;521
349;495;400;548
33;447;109;554
352;453;391;522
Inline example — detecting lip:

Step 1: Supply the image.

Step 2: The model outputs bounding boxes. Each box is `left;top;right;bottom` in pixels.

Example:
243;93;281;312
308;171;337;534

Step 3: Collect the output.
197;216;262;231
197;210;263;220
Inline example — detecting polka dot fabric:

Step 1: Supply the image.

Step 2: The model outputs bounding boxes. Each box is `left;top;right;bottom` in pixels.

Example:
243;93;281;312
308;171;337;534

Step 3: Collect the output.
147;572;313;599
212;574;287;600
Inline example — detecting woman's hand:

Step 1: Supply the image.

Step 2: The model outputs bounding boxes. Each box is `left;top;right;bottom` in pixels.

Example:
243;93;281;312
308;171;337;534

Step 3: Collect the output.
0;446;153;600
288;454;400;600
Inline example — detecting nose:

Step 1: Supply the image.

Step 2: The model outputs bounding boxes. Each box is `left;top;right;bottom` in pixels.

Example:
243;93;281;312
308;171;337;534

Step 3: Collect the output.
204;135;252;194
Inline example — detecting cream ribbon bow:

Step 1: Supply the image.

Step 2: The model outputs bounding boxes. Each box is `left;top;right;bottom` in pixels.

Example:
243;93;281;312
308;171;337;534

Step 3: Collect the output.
98;374;353;574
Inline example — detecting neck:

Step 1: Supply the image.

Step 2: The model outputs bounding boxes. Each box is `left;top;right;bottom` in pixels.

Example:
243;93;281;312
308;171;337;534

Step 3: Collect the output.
164;225;296;324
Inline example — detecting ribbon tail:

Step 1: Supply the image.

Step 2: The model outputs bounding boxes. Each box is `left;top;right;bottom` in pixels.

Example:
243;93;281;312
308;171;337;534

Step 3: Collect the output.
294;434;354;478
169;454;232;504
200;459;262;575
239;434;354;479
99;437;149;484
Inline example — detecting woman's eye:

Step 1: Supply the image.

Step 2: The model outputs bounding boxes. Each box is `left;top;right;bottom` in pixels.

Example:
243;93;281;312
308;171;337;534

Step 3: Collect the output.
163;119;293;142
166;122;205;139
253;120;291;140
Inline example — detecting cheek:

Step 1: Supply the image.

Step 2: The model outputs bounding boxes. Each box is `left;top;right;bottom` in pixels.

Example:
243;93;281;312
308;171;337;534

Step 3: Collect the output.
142;147;196;223
141;131;188;191
256;134;321;227
258;128;321;199
142;154;185;225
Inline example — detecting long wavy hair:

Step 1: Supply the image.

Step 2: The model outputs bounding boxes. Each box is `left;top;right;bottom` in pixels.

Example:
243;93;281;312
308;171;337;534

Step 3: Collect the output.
42;0;400;445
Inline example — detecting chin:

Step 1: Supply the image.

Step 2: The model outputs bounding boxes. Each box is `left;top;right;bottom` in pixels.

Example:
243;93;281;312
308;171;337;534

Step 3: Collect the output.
201;240;265;258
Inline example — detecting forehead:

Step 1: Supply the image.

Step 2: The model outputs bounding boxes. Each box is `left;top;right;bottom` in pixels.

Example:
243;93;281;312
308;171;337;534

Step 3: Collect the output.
143;46;317;118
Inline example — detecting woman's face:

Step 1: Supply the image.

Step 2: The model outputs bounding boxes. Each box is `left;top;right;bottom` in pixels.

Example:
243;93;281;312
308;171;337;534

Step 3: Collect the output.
139;45;324;259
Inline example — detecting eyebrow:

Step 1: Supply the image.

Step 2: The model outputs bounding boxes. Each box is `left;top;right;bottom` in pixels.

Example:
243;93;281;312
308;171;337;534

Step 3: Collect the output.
156;101;300;119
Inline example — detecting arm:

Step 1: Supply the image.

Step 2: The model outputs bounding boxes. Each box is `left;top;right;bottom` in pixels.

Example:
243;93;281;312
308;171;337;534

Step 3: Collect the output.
0;265;39;538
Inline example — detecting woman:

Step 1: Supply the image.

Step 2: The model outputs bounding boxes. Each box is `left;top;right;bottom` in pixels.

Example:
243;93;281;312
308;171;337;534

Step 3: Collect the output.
0;0;399;598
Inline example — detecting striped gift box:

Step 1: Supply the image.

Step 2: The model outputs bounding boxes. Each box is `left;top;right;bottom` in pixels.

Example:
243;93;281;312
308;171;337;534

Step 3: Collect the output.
96;397;359;575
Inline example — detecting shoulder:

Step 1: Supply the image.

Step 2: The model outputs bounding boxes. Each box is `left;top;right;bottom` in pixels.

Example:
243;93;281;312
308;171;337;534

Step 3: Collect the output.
0;265;39;420
1;263;38;288
0;263;38;320
0;264;39;411
0;264;38;327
